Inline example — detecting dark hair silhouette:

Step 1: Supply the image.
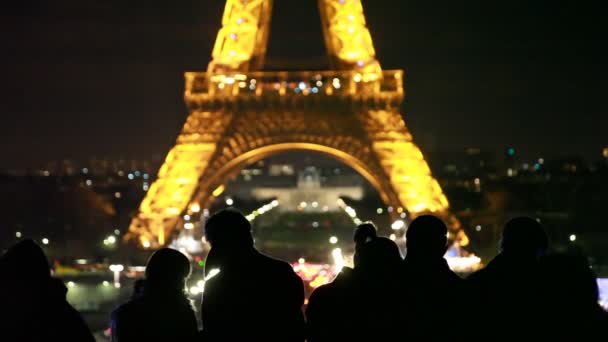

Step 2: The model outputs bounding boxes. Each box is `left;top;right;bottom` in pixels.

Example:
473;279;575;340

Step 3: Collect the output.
1;240;95;341
201;209;305;341
204;208;253;248
111;248;198;342
540;250;599;309
145;248;191;294
539;249;608;338
356;237;402;272
353;222;378;267
466;216;550;340
500;216;548;257
353;222;377;246
2;239;51;283
405;215;448;258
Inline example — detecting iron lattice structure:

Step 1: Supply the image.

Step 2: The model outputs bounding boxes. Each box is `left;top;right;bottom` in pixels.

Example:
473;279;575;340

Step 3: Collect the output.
126;0;469;248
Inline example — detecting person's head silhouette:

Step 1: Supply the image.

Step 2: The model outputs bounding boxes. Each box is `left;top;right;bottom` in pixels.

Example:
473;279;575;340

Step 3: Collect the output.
1;239;51;284
355;237;402;274
540;250;599;308
353;222;377;266
405;215;448;260
500;217;547;258
354;222;377;247
205;208;254;250
145;248;191;294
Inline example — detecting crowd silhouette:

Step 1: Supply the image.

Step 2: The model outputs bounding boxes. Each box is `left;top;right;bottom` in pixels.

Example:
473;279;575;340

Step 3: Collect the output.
1;209;607;341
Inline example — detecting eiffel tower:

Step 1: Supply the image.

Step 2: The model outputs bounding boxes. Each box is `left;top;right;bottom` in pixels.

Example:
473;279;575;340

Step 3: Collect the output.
126;0;469;249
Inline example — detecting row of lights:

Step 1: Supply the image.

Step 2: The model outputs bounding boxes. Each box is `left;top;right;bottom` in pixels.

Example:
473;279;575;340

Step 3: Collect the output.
189;268;221;295
245;200;280;221
66;280;114;289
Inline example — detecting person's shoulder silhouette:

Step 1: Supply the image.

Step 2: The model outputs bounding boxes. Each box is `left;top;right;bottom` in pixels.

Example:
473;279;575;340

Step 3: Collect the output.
0;239;95;341
402;215;460;279
306;222;381;342
350;236;403;340
400;215;462;340
112;248;198;342
467;217;548;340
201;208;305;342
469;216;548;283
539;248;608;338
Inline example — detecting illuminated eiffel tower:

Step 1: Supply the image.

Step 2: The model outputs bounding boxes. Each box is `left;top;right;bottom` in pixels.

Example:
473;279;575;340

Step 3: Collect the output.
127;0;469;248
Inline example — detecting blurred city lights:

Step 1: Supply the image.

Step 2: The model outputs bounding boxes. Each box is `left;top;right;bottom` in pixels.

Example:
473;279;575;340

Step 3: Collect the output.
184;222;194;230
103;235;117;246
102;281;110;287
109;264;124;272
42;238;49;245
569;234;577;242
225;197;234;206
190;203;201;213
332;248;344;273
15;231;21;238
67;281;75;288
114;229;120;235
391;220;405;230
246;200;279;222
329;236;338;244
109;264;124;288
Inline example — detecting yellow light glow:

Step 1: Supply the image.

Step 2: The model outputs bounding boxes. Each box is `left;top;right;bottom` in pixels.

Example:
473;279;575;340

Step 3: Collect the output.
190;203;201;213
319;0;381;78
212;185;225;197
126;0;469;249
209;0;272;72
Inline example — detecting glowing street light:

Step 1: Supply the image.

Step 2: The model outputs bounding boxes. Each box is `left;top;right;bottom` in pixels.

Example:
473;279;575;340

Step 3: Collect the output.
329;236;338;244
569;234;577;242
332;248;344;273
391;220;405;230
104;235;117;246
225;197;234;206
42;238;49;245
109;264;124;288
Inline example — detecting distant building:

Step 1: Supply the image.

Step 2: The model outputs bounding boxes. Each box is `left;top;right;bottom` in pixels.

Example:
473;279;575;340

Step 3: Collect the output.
252;166;363;212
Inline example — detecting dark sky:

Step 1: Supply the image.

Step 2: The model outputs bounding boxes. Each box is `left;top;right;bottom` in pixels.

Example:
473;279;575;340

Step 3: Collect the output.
1;0;606;169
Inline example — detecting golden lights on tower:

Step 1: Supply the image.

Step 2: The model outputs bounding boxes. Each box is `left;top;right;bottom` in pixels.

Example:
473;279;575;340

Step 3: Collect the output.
126;0;468;249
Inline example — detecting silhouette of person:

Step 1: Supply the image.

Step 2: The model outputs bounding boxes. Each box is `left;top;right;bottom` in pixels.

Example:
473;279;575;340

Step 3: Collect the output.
306;222;382;342
111;248;198;342
0;239;95;341
353;222;377;267
539;249;608;339
352;236;403;340
467;216;548;340
201;209;305;341
399;215;463;340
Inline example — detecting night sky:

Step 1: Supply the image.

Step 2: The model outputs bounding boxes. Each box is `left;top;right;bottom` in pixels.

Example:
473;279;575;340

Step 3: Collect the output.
1;0;605;169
